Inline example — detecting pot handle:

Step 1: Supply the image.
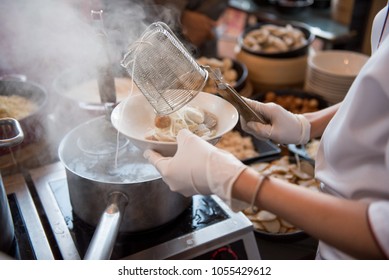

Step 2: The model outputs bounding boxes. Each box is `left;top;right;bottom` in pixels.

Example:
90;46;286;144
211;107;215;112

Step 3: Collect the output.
0;118;24;148
83;191;128;260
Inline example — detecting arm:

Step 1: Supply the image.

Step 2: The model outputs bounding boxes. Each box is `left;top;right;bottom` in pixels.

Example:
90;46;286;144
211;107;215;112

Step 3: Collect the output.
303;102;341;139
232;168;385;259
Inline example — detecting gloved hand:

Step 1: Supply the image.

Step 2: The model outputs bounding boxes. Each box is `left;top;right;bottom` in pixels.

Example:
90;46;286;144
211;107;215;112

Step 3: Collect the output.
241;98;311;145
144;129;250;211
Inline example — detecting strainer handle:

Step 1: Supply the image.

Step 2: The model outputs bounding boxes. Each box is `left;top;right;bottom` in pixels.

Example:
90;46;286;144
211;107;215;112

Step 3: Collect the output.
203;65;269;124
217;83;270;125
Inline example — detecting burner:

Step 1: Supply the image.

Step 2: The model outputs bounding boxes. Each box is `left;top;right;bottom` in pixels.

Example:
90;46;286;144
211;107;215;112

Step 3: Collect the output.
69;196;229;259
27;162;261;260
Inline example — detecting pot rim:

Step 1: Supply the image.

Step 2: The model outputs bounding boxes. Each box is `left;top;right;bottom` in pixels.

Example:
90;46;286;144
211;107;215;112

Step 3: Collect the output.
58;116;163;184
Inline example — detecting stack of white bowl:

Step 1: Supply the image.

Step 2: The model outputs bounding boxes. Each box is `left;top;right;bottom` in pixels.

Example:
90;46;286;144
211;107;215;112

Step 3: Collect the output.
304;50;369;104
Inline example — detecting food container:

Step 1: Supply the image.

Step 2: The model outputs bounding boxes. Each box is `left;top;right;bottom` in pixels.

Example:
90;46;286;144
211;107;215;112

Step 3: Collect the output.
196;57;251;96
236;21;314;92
252;88;329;114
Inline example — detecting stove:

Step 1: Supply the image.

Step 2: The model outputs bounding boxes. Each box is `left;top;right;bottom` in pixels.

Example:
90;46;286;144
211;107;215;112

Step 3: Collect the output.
4;162;261;260
3;173;54;260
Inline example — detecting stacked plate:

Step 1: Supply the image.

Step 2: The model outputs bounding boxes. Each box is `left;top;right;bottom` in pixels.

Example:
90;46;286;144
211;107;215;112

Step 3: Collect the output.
304;50;369;104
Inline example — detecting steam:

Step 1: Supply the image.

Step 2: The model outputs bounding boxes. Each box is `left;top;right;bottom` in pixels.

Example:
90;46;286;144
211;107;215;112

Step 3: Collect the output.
0;0;186;163
0;0;190;89
1;1;92;79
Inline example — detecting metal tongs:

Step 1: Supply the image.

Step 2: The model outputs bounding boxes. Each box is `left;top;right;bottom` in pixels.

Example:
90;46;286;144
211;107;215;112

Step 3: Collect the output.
204;66;270;124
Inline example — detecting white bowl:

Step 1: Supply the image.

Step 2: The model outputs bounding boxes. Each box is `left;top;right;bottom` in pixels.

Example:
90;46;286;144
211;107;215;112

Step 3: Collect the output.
309;50;369;78
111;92;239;156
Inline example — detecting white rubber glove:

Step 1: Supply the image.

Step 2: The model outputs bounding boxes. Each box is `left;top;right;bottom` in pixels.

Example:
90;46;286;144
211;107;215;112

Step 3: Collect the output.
241;98;311;145
143;129;250;212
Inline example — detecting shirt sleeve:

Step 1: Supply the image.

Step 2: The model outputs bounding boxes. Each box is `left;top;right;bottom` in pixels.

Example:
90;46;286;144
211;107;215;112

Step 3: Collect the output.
368;201;389;258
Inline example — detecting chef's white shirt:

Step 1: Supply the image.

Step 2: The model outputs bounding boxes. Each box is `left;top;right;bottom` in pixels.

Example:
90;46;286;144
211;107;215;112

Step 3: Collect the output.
315;5;389;259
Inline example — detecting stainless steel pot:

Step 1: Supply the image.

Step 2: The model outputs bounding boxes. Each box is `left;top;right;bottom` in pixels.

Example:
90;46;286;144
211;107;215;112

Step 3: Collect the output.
58;116;191;259
0;76;48;156
0;118;24;257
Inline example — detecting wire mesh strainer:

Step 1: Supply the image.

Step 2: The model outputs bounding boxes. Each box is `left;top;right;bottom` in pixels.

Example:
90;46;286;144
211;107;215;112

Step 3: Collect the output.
121;22;207;115
121;22;269;124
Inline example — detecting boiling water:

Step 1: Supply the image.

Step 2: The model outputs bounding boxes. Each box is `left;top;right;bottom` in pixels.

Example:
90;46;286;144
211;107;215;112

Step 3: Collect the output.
68;139;161;183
